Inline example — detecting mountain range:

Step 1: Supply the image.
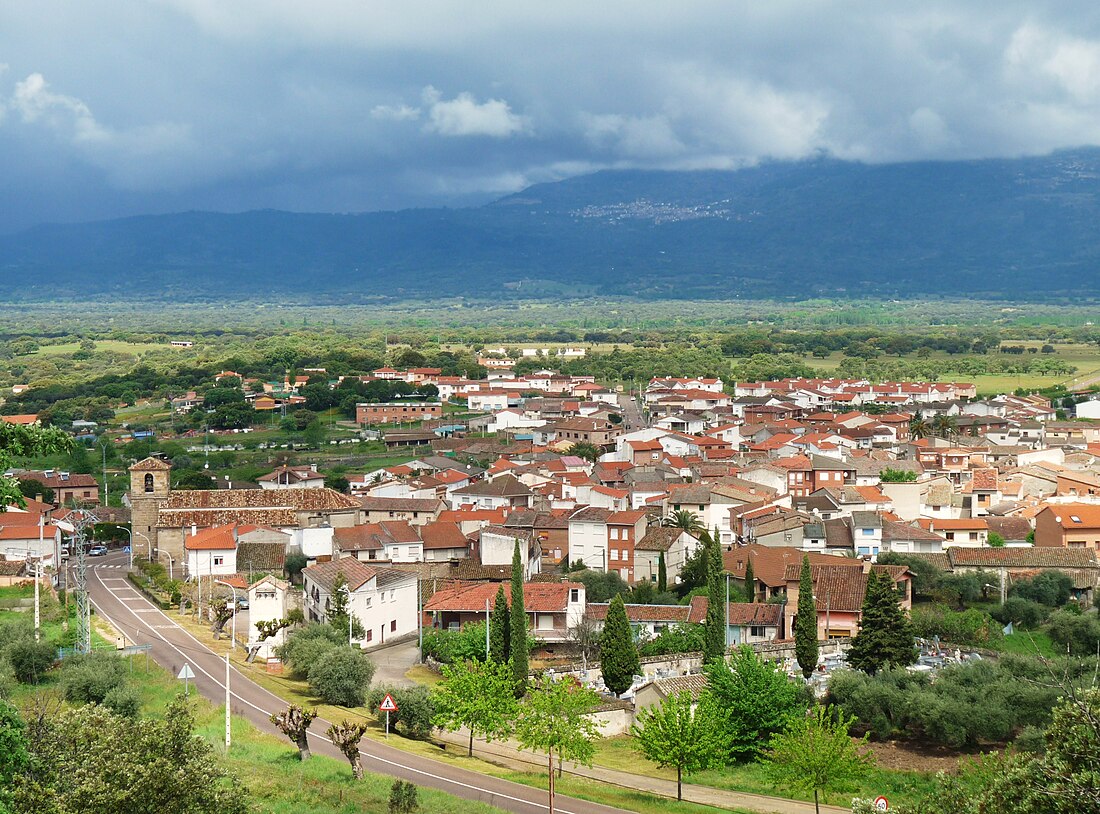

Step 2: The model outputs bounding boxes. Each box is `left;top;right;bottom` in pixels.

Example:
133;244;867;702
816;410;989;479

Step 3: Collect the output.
4;149;1100;302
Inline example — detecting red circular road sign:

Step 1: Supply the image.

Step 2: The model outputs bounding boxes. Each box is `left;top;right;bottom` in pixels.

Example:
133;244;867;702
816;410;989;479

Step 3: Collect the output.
873;796;889;811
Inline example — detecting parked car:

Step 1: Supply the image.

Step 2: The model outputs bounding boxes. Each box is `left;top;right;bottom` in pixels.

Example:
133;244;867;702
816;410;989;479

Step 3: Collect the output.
235;597;249;610
88;545;108;556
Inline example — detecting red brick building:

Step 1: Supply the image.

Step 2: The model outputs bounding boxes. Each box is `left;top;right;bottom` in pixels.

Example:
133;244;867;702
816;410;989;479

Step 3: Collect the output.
356;401;442;425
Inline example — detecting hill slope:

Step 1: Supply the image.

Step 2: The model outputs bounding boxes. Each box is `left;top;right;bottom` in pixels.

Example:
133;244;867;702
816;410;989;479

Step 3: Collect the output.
4;150;1100;301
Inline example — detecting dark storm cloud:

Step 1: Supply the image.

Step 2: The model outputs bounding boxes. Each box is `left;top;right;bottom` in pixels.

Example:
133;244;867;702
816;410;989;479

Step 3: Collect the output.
4;1;1100;230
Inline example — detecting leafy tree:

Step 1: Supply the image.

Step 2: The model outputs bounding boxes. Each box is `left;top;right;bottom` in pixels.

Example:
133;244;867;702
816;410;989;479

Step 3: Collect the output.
255;618;291;641
509;540;528;695
703;533;726;662
638;623;706;657
987;531;1006;548
515;674;602;814
879;468;918;483
421;622;489;664
284;552;308;581
568;441;600;462
1010;571;1072;608
489;584;510;664
0;700;28;812
632;691;725;800
16;478;53;504
794;555;819;679
307;647;376;707
908;417;931;440
599;595;640;696
876;552;943;600
847;570;917;675
766;706;874;814
326;720;369;779
657;552;667;593
277;623;345;679
676;543;709;597
388;780;419;814
0;422;73;508
324;474;350;494
14;699;246;814
432;659;518;756
7;640;54;684
664;509;704;535
62;651;129;707
270;704;317;761
1048;610;1100;655
703;646;807;762
368;685;436;739
575;569;631;602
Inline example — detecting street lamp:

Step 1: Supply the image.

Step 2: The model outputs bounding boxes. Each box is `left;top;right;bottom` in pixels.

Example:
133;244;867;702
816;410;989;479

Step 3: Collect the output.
214;579;241;646
156;548;175;580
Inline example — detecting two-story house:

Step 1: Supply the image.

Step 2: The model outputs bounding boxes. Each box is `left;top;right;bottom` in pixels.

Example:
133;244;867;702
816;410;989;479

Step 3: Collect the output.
301;558;419;649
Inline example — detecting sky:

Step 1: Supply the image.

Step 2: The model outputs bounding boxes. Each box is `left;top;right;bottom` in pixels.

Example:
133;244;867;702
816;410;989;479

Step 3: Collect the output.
4;1;1100;231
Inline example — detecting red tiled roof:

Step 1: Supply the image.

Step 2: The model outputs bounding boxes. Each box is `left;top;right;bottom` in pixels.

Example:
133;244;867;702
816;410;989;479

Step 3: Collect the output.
424;581;582;613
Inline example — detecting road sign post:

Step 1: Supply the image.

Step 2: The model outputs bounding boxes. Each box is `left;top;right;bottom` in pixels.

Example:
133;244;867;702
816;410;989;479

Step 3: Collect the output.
177;663;196;696
379;692;399;738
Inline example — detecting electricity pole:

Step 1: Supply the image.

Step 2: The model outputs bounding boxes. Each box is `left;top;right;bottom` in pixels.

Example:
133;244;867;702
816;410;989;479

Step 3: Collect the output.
71;510;98;655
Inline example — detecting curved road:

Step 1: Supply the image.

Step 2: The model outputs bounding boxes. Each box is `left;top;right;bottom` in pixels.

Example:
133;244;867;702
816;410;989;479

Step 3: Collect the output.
87;553;626;814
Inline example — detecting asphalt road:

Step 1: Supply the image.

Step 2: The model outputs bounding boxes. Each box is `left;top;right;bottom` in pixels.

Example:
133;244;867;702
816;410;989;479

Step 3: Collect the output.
617;393;645;430
87;552;629;814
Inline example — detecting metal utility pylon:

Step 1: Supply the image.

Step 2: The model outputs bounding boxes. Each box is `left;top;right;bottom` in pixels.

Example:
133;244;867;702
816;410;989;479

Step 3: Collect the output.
70;510;98;655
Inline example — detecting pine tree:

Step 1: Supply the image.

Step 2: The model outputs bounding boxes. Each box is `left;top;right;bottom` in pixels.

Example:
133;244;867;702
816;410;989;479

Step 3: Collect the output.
703;533;726;662
657;552;667;593
744;557;755;602
599;595;640;696
847;570;917;675
489;584;510;664
509;539;529;695
794;555;819;679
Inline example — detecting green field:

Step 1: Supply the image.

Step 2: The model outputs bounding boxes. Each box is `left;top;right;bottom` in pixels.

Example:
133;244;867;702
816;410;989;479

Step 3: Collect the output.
36;339;184;357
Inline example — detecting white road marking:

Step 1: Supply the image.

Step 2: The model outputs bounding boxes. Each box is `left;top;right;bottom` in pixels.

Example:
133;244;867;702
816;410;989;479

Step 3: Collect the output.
90;567;581;814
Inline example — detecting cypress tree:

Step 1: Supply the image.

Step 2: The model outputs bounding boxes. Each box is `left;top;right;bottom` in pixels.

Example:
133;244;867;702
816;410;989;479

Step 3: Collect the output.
489;584;510;664
744;557;755;602
703;534;726;662
599;594;640;696
657;552;667;593
509;539;529;694
794;555;819;679
847;570;917;676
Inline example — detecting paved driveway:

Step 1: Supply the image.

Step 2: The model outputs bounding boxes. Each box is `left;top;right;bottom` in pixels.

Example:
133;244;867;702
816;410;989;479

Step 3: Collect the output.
369;639;420;686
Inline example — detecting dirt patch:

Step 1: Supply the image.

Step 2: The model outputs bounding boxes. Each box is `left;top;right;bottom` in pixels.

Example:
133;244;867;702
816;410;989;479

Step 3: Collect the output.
862;739;999;773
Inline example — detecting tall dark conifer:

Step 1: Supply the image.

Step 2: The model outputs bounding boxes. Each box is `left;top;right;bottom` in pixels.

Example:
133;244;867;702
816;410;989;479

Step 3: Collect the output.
489;584;510;664
509;539;529;694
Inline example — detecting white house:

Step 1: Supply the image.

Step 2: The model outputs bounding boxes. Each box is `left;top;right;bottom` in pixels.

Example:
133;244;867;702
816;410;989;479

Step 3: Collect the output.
257;465;325;490
301;558;420;649
479;525;541;579
247;575;295;659
184;524;239;578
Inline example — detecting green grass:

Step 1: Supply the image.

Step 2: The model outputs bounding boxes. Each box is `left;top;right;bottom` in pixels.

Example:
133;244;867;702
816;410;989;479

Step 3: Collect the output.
35;340;173;357
996;629;1059;658
595;734;938;809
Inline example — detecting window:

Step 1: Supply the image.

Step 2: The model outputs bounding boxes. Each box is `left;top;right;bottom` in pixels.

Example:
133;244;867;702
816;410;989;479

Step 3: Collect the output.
391;620;397;632
749;626;767;638
143;473;154;493
213;557;224;566
861;528;875;536
610;549;618;560
610;528;619;540
569;589;579;602
365;597;372;607
366;630;373;642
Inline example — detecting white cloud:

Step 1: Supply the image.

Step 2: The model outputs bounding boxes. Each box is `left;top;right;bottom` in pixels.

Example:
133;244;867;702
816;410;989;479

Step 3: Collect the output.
422;86;529;138
1006;24;1100;104
370;103;420;121
11;72;106;142
582;113;684;158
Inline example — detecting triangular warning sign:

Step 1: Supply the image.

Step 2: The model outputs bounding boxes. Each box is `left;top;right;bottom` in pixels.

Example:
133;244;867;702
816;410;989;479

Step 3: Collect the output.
378;693;399;712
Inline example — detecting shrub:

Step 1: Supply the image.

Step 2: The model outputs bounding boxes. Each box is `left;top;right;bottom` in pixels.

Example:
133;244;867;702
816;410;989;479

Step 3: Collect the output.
1048;610;1100;655
990;598;1049;630
911;604;1003;645
0;658;14;699
63;652;128;705
421;622;488;664
277;623;345;679
1009;572;1072;608
103;684;141;718
306;647;375;707
368;685;435;739
638;623;706;657
8;640;56;684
